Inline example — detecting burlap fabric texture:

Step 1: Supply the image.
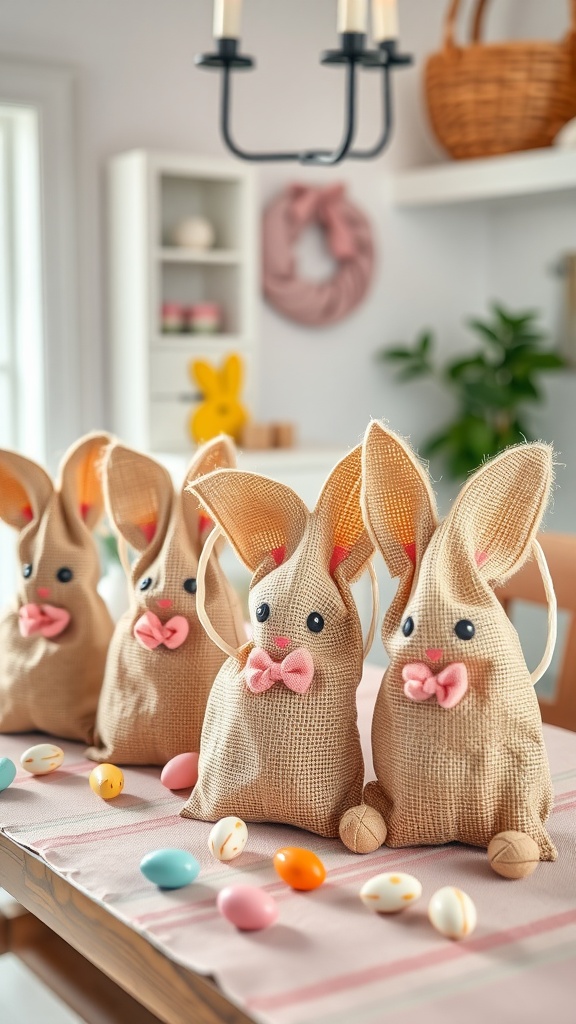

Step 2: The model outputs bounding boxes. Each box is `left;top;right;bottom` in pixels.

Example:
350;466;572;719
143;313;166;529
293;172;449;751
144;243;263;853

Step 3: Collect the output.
87;436;246;766
181;445;374;837
0;434;114;743
358;420;556;861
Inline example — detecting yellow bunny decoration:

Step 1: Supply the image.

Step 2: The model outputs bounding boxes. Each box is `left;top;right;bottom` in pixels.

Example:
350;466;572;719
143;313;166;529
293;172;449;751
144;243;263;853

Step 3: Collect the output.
190;352;249;443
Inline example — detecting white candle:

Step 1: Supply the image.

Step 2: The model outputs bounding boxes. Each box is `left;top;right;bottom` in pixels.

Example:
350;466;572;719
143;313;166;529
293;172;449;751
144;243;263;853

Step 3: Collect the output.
213;0;243;40
338;0;368;34
372;0;399;42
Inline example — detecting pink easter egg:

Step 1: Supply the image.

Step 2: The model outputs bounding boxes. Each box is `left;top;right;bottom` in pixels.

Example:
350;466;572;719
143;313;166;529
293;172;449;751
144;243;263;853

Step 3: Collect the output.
160;752;199;791
217;885;278;932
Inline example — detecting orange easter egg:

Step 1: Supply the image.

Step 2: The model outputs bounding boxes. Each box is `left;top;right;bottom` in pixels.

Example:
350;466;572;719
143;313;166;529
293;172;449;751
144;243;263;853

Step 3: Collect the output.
273;847;326;891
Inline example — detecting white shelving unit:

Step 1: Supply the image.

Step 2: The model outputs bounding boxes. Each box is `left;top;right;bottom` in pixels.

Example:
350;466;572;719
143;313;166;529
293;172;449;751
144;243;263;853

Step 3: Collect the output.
392;147;576;209
108;150;257;452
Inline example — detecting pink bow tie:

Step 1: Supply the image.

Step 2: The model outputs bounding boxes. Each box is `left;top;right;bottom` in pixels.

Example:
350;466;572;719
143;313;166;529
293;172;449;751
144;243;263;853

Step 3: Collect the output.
402;662;468;709
19;603;71;639
246;647;314;695
134;611;189;651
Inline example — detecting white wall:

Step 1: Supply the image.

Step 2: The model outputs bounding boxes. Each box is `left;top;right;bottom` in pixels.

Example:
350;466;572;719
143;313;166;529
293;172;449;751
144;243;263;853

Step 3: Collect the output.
0;0;572;522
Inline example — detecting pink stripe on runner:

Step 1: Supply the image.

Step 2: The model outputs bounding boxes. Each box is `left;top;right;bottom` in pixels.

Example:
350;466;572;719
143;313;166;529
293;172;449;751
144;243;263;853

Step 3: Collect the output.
553;799;576;814
38;814;179;848
14;761;94;784
247;908;576;1013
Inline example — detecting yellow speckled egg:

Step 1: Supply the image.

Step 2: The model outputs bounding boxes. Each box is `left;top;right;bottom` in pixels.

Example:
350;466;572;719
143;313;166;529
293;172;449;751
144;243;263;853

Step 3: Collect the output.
20;743;64;775
89;763;124;800
428;886;477;940
360;872;422;913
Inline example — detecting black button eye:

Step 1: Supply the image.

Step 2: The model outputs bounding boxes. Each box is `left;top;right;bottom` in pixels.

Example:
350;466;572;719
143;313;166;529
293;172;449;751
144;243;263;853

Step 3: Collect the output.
306;612;324;634
139;577;153;592
402;616;414;637
455;619;475;641
22;564;32;579
57;567;73;583
255;603;270;623
183;578;197;595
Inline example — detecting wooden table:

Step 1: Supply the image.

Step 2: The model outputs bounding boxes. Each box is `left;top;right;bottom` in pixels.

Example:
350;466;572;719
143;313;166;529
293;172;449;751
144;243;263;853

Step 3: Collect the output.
0;831;251;1024
1;666;575;1024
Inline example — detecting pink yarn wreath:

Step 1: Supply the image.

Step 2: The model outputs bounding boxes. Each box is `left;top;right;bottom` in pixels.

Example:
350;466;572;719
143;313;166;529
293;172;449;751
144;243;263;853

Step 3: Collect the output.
262;183;375;327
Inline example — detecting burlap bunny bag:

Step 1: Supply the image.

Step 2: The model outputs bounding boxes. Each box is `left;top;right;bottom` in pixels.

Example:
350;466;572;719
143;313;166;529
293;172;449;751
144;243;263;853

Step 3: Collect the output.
342;421;557;869
0;434;114;742
180;445;376;837
87;436;246;766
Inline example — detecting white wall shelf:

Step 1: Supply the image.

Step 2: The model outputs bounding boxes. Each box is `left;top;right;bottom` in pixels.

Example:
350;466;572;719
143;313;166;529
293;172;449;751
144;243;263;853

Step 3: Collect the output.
392;147;576;209
108;150;257;452
158;248;241;265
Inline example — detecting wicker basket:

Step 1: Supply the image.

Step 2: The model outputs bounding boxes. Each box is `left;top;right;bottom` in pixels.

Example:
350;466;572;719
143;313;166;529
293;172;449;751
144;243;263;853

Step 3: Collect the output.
425;0;576;160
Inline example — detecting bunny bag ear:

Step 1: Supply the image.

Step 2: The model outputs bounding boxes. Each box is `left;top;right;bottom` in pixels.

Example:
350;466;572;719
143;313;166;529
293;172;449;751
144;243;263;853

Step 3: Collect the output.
442;442;553;593
362;421;438;587
0;450;53;531
187;469;308;577
104;444;173;559
181;435;237;547
58;433;111;534
314;444;374;584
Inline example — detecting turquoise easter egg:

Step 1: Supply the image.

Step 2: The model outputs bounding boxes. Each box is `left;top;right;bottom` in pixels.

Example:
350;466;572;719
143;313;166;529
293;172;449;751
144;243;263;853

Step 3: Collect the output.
0;758;17;792
140;848;200;890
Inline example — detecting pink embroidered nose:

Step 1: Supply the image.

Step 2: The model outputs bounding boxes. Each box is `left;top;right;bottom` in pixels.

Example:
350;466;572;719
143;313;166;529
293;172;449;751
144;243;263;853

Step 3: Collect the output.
274;636;291;649
37;587;50;599
426;648;443;662
157;599;172;608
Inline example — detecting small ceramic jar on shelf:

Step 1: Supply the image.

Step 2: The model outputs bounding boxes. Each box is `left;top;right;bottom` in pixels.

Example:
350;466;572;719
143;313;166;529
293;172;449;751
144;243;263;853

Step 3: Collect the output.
161;302;185;334
187;303;223;335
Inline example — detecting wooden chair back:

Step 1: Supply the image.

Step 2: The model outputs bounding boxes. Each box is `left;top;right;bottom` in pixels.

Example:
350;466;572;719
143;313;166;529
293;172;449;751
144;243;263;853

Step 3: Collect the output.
497;533;576;733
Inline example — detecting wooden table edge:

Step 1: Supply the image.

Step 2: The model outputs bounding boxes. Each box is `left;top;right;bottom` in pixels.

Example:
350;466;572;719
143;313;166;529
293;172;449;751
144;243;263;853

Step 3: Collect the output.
0;830;254;1024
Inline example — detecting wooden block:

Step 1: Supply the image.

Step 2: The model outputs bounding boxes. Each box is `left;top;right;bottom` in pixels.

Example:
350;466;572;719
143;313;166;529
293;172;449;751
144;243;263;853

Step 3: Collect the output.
239;423;274;450
271;422;296;448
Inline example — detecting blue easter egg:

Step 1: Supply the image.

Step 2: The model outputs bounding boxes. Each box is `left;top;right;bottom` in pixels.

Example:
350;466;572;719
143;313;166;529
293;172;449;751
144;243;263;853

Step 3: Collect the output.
0;758;17;792
140;848;200;890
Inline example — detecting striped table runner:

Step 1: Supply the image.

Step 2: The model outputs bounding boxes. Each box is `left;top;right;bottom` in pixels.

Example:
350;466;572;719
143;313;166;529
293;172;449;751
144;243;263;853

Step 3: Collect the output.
1;664;575;1024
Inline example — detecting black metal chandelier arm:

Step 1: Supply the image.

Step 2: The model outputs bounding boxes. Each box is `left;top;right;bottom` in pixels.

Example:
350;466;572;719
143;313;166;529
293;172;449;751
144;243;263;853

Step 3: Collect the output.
348;61;392;160
220;61;359;166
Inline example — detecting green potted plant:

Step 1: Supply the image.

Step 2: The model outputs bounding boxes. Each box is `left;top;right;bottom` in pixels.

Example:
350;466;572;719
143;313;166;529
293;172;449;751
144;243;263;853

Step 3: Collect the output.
377;303;565;478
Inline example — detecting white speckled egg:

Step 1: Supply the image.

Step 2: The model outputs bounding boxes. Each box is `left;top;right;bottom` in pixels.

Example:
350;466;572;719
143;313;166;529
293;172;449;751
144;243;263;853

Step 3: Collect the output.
428;886;477;940
209;816;248;862
20;743;64;775
360;872;422;913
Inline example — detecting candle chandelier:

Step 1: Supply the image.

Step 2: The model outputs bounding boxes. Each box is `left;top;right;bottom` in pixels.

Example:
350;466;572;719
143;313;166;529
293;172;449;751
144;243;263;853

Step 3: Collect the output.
196;0;413;165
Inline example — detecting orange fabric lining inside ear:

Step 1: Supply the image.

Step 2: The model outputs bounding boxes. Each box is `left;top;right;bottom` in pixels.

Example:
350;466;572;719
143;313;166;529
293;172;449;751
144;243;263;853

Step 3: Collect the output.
271;546;286;566
330;544;350;575
403;541;416;564
139;520;157;543
22;504;33;522
77;447;102;513
199;513;213;533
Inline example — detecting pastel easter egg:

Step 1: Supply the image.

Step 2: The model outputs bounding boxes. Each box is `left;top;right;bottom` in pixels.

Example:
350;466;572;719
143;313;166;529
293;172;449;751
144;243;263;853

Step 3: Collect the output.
160;752;199;791
0;758;17;792
217;885;278;931
140;849;200;890
360;872;422;913
89;764;124;800
428;886;477;940
209;816;248;862
273;847;326;891
20;743;64;775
